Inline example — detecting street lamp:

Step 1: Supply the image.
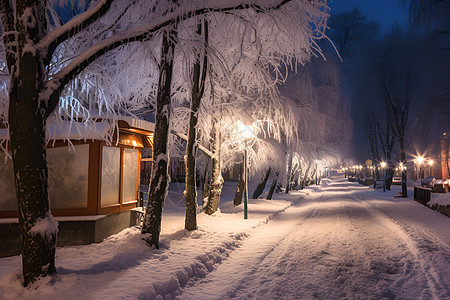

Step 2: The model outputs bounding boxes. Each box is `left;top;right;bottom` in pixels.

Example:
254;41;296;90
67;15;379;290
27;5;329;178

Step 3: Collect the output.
417;156;424;180
429;160;434;177
381;161;386;192
232;120;256;219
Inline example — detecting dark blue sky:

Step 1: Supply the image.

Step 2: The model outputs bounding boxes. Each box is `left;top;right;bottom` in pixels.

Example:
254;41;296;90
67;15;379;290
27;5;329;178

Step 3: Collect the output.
328;0;409;34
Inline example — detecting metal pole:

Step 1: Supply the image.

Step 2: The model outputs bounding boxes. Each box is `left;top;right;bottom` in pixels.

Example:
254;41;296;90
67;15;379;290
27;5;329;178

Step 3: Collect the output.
383;167;385;192
244;147;248;219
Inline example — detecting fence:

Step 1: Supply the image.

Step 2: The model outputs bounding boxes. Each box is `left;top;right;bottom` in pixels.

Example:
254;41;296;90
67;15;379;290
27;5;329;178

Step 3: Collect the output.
414;186;431;206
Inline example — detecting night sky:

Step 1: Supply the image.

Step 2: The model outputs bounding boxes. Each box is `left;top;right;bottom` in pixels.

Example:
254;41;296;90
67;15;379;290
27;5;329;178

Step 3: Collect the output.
328;0;409;34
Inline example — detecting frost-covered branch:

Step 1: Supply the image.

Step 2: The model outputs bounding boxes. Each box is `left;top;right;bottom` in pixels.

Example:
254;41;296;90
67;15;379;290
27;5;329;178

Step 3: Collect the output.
0;0;17;75
40;0;114;66
43;0;318;118
171;129;213;158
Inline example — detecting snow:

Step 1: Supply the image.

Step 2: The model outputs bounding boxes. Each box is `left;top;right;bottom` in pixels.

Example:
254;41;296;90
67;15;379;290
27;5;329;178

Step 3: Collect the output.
0;177;449;299
2;115;154;143
29;212;59;242
430;192;450;206
46;120;110;141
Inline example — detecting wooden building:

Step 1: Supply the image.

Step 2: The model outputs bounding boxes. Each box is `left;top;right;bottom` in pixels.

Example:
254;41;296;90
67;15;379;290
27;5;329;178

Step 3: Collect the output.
0;116;154;257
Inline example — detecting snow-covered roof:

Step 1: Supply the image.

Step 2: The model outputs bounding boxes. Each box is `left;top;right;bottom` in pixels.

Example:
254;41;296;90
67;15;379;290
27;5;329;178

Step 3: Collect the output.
116;116;154;134
0;116;154;142
46;121;111;141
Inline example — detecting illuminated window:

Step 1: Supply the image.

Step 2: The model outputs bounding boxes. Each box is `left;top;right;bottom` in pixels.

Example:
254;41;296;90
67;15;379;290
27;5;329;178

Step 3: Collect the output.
48;144;89;209
122;148;138;203
101;146;120;207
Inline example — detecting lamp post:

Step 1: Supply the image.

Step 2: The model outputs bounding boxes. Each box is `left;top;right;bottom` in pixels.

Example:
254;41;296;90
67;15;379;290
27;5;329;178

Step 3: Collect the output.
429;160;434;177
417;156;424;180
232;120;256;219
381;162;386;192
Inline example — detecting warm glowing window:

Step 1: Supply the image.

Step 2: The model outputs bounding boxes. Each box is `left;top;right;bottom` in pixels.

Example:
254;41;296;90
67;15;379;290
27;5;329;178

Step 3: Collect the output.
122;148;138;203
48;144;89;209
101;146;120;207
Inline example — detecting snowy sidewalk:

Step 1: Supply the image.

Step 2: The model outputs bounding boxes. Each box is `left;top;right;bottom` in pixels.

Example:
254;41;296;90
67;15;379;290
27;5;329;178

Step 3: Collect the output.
0;182;300;299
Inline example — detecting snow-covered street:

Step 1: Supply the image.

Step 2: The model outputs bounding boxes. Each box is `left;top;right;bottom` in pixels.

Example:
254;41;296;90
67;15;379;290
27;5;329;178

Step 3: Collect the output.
181;179;450;299
1;177;449;299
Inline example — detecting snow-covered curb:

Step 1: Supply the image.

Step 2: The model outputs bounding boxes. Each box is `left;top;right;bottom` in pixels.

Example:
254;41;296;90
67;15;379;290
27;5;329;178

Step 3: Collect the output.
430;192;450;206
418;189;450;218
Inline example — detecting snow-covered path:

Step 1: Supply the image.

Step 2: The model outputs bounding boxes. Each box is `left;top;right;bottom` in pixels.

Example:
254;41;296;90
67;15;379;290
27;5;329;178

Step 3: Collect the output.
1;177;448;300
179;179;450;300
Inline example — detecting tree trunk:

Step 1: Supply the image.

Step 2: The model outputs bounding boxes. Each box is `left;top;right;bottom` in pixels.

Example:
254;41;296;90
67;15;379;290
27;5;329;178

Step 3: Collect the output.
9;53;57;286
204;121;223;215
142;27;177;248
441;134;449;180
234;162;245;206
302;163;311;188
400;137;408;197
5;3;57;286
202;160;210;208
267;172;279;200
310;167;317;185
285;153;293;194
252;167;271;199
184;20;208;231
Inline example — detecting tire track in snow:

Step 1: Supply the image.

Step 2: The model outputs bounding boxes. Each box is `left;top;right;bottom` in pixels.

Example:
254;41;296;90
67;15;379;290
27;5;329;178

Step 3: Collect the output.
176;196;324;300
356;197;450;299
224;189;432;299
177;180;449;299
146;197;308;299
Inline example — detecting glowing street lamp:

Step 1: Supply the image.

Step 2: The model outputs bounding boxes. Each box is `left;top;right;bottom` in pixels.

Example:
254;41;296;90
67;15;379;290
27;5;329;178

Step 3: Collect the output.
231;120;256;219
381;162;386;192
417;156;424;165
417;156;424;180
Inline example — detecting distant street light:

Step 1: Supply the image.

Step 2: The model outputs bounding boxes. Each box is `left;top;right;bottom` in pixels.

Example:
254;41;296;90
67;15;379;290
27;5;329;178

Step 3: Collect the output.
417;156;424;180
429;160;434;177
381;162;386;192
232;120;257;219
